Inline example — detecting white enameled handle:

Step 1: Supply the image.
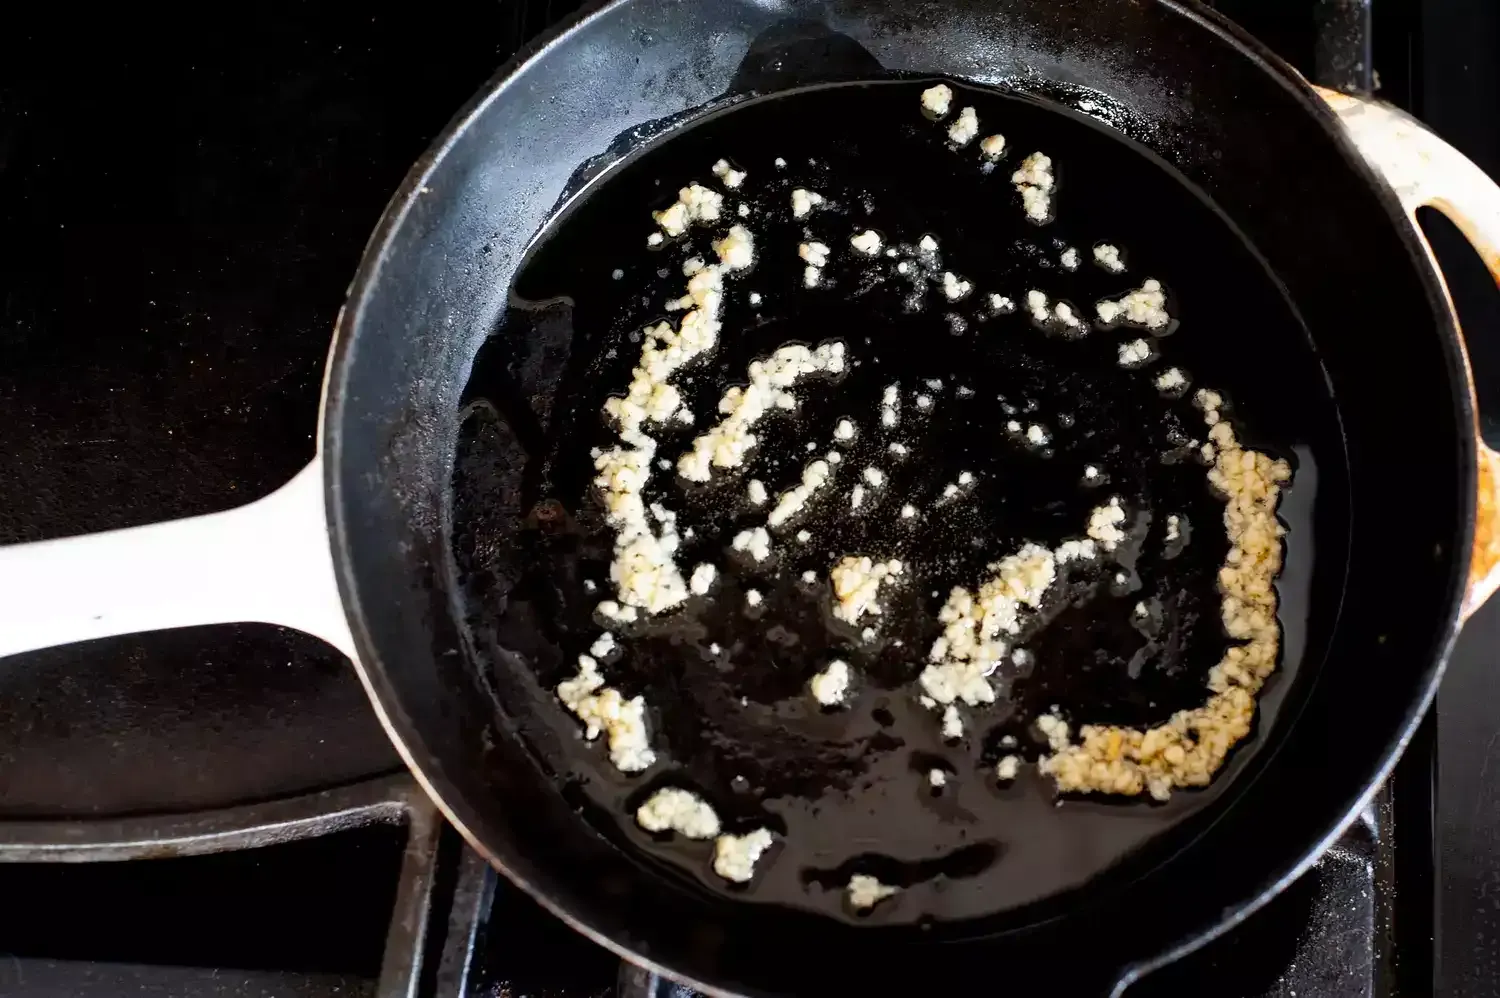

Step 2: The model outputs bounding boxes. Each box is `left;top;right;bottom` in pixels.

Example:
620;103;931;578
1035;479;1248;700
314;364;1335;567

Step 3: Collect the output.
1317;88;1500;621
0;459;355;661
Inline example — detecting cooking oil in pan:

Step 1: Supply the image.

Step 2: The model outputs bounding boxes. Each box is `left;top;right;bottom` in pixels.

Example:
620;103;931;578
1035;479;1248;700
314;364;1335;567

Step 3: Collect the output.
451;79;1348;924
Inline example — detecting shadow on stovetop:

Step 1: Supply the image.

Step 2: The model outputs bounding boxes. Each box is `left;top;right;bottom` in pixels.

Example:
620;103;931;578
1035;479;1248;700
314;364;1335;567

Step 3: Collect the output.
0;824;405;992
1125;842;1368;997
0;791;1404;998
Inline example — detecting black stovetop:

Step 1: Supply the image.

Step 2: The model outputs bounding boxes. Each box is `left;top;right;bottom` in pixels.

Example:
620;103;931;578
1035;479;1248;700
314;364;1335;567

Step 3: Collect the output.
0;1;1496;995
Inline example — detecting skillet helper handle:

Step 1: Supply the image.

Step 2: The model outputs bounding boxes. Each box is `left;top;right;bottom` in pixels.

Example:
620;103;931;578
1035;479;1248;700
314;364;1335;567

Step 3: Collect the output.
0;459;356;661
1316;87;1500;621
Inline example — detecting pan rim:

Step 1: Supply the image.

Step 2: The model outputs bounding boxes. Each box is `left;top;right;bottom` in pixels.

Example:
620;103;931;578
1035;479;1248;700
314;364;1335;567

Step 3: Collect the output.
319;0;1478;992
1107;3;1477;983
317;0;742;993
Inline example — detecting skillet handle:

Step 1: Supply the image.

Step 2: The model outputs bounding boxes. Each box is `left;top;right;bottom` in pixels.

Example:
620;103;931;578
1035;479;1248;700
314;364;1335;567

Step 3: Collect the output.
1315;87;1500;622
0;459;356;661
616;966;693;998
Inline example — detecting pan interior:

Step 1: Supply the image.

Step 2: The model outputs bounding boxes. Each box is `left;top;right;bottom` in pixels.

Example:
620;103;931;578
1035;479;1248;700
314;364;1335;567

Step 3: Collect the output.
450;79;1349;924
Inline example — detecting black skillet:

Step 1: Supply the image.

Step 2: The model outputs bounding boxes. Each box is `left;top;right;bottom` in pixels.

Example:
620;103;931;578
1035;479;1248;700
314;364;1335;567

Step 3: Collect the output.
3;1;1500;994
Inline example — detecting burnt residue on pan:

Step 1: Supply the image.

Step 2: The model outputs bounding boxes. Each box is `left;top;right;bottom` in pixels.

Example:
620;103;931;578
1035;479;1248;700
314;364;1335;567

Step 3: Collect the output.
451;80;1349;924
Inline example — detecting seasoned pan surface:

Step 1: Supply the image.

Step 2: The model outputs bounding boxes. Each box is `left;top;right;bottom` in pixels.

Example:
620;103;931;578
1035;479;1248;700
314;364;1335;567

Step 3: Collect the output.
451;79;1349;923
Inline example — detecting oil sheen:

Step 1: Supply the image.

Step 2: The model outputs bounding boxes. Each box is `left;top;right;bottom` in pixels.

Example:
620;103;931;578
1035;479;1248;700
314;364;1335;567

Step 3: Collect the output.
450;80;1349;925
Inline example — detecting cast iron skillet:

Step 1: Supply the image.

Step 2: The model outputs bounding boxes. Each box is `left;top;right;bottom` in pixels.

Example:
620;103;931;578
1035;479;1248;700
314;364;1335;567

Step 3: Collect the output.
3;1;1500;994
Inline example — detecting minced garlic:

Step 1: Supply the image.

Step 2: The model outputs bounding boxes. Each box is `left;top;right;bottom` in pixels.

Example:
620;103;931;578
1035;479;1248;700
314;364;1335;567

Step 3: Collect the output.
799;241;830;268
1036;710;1071;751
768;458;834;528
1156;367;1187;392
714;828;774;882
653;183;723;237
941;704;963;740
731;526;772;562
1026;289;1049;323
570;193;766;769
810;659;851;706
850;229;882;255
920;83;953;117
712;224;755;271
919;543;1057;706
636;787;721;838
1055;539;1097;563
556;655;656;772
1053;300;1085;332
947;106;979;146
942;272;972;301
1040;391;1292;800
830;555;903;624
597;600;637;623
791;188;824;218
1096;279;1170;329
881;383;901;428
595;207;758;618
1012;152;1055;222
848;873;900;910
1086;497;1127;551
1094;243;1125;272
689;563;716;595
799;240;830;290
678;341;846;481
594;436;688;617
711;158;746;189
1118;338;1153;367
